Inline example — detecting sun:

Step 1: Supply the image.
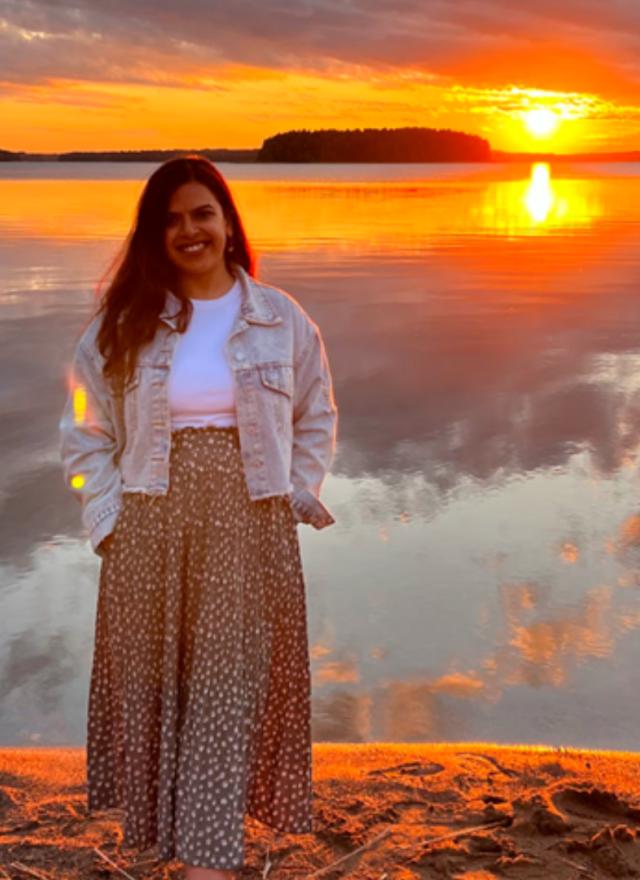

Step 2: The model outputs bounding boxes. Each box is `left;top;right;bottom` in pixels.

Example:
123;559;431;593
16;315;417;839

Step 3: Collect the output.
523;108;560;139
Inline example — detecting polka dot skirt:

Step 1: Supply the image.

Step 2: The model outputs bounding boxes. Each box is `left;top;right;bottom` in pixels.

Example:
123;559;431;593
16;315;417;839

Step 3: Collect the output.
86;426;313;870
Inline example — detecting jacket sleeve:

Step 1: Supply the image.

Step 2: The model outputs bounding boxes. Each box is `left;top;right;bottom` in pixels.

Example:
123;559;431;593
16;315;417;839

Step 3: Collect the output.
59;339;123;554
291;317;338;499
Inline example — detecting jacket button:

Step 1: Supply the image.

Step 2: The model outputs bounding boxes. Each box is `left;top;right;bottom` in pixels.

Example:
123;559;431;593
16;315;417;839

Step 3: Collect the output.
234;351;245;361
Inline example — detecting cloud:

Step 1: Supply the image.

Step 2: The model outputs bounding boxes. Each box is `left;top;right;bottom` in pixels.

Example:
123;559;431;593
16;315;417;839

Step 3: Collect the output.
1;0;640;97
0;11;226;89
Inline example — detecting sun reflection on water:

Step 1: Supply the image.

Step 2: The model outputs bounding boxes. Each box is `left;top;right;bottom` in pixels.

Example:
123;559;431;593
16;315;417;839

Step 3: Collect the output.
476;163;604;236
0;165;612;255
524;163;555;224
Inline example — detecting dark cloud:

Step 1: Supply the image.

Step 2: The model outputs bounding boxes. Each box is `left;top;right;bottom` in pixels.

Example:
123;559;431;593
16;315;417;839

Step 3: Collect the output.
1;0;640;94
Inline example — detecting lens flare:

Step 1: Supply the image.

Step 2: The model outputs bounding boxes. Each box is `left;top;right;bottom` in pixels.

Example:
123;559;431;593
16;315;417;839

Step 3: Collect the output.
73;385;87;424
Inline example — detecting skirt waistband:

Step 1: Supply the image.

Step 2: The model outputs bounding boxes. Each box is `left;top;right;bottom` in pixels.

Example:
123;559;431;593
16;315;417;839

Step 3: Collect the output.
171;425;239;436
170;425;241;452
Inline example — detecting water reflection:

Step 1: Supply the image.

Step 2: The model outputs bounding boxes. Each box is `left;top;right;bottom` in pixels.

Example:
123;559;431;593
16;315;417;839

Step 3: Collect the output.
0;162;613;251
480;161;603;234
525;163;555;224
0;541;96;744
1;163;640;748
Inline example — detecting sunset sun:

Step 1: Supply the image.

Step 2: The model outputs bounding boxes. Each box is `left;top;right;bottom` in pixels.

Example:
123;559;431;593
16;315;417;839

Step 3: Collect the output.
523;107;560;139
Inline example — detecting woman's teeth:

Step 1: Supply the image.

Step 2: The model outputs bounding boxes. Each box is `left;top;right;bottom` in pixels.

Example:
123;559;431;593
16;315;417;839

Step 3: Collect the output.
180;242;207;253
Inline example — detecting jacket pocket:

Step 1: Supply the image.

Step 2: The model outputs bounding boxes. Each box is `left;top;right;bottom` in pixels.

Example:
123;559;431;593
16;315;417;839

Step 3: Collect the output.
258;364;294;397
257;364;294;439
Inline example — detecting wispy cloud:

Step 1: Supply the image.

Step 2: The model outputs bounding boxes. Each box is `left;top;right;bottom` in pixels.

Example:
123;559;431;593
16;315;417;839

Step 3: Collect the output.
2;0;640;95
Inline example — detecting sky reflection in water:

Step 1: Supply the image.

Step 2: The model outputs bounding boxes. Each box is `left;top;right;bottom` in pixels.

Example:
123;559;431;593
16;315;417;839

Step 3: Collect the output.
1;162;639;749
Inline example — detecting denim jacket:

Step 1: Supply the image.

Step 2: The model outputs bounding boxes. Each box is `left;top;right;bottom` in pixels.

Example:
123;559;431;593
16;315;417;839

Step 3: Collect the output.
59;265;338;553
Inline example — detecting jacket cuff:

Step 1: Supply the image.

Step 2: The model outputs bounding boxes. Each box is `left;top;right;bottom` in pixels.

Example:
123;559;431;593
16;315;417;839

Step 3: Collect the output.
289;485;335;528
87;503;121;554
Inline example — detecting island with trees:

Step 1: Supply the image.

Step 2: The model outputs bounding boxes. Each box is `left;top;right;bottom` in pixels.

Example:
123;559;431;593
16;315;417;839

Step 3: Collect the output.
257;127;491;163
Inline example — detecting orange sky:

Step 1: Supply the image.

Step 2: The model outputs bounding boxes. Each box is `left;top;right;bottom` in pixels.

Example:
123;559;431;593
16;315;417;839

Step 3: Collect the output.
1;1;640;154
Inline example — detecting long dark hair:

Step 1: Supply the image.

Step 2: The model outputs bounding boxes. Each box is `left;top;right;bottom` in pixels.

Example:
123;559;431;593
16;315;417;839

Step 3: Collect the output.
96;155;255;389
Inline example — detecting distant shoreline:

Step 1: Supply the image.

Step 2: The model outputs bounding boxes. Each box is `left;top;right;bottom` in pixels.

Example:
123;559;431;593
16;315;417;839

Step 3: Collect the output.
2;149;640;163
2;127;639;167
0;148;260;164
3;123;640;165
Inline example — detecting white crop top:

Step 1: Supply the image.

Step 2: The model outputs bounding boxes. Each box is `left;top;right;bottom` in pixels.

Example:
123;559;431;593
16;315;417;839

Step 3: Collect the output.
168;281;241;429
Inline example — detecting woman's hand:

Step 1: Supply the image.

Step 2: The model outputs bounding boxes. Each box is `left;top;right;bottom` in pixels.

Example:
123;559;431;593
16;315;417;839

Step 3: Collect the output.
289;488;335;530
96;534;114;558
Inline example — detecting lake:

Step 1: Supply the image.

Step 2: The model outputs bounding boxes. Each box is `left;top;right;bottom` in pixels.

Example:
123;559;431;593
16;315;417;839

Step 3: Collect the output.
1;161;639;749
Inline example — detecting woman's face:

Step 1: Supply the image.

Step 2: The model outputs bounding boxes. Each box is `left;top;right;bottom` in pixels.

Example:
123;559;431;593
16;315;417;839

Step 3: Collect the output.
163;181;232;282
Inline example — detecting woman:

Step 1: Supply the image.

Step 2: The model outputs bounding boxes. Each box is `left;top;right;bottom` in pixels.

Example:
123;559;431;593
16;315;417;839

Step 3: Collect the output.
59;155;338;879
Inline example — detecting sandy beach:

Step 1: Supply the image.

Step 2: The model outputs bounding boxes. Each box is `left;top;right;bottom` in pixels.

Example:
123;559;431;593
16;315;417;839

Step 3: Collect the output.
2;743;640;878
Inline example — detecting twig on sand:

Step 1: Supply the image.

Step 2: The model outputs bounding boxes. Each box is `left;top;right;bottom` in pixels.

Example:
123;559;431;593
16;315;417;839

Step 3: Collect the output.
94;846;137;880
455;752;519;778
399;818;508;853
308;828;394;877
557;855;598;878
127;857;159;869
261;845;272;878
544;841;598;879
9;864;51;880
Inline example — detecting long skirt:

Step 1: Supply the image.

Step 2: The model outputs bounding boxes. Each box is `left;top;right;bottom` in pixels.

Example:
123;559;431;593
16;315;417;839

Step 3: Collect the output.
86;426;313;870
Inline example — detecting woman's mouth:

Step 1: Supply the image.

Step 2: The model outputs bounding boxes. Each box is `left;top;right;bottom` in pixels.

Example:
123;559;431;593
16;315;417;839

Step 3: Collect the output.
178;241;209;254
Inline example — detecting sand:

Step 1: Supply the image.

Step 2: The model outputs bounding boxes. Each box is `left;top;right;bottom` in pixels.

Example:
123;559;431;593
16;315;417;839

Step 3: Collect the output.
2;743;640;878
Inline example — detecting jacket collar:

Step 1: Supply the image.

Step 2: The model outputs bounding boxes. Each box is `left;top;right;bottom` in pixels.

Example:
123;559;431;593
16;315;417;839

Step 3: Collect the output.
159;264;281;330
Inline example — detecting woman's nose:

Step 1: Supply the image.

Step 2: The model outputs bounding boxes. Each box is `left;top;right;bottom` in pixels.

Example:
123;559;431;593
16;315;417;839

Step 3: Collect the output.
179;214;197;236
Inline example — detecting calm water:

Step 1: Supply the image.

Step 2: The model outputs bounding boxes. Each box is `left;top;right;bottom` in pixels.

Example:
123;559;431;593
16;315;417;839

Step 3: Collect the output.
1;161;640;749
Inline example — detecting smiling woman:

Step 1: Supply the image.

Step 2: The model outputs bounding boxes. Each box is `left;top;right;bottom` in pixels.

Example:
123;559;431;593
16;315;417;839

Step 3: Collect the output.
58;155;338;880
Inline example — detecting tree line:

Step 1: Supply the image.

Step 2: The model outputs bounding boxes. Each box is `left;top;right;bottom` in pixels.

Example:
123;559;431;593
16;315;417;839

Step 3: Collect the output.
0;149;259;162
257;127;492;162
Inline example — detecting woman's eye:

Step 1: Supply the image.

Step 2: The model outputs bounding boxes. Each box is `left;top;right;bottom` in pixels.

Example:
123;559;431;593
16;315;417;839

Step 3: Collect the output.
165;208;214;227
